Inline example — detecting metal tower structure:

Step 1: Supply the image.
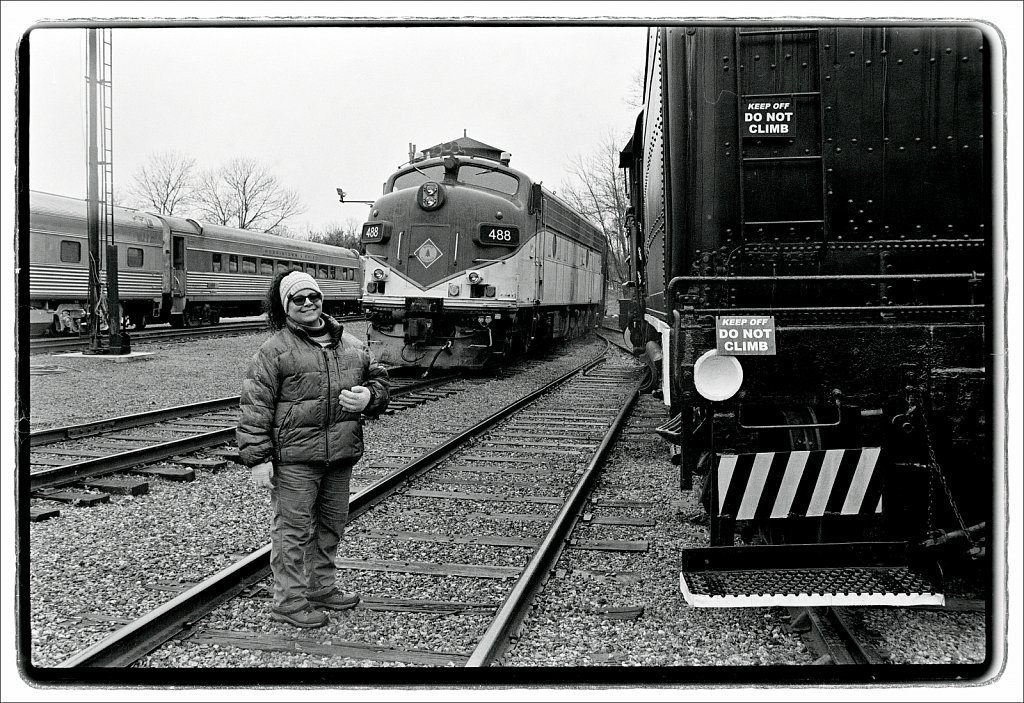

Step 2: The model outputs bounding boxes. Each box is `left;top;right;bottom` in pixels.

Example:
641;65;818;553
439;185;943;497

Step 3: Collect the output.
86;27;127;353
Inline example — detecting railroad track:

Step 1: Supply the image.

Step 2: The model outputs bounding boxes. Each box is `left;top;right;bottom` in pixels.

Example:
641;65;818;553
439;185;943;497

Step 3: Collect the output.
28;371;467;509
786;605;890;665
56;340;645;668
28;320;269;354
786;600;986;666
28;316;365;355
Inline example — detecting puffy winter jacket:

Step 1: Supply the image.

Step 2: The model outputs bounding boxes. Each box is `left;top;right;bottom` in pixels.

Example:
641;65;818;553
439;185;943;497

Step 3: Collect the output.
236;315;390;469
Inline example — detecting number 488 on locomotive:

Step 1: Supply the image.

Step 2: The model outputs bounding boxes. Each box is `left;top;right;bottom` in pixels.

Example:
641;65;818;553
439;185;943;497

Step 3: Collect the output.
619;23;1000;607
359;136;607;371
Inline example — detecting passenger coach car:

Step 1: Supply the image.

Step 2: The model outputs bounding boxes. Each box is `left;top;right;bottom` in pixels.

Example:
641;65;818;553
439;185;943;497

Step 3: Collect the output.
27;190;362;333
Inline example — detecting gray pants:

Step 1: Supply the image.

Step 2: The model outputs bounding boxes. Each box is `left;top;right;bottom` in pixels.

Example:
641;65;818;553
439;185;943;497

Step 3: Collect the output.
269;460;355;613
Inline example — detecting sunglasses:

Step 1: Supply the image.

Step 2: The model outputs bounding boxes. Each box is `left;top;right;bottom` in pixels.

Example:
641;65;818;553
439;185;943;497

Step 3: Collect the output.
289;292;323;305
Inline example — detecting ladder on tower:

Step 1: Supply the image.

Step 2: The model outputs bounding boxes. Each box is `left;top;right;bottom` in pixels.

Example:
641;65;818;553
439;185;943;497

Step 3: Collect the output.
98;28;114;250
95;27;128;352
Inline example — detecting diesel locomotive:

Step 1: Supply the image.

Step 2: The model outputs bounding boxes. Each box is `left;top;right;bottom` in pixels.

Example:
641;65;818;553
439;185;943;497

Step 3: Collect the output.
619;24;998;606
358;136;607;371
27;190;362;334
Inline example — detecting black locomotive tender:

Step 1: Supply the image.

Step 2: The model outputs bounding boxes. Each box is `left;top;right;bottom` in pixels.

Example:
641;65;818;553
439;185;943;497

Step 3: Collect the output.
618;25;993;606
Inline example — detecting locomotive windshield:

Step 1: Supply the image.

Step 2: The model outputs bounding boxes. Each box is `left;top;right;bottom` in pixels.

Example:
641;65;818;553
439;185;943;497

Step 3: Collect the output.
392;165;445;191
391;163;519;196
455;166;518;195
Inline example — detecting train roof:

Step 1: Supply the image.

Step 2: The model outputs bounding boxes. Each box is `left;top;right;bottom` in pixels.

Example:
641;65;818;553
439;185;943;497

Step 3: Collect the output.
196;222;360;261
29;190;165;230
28;190;359;261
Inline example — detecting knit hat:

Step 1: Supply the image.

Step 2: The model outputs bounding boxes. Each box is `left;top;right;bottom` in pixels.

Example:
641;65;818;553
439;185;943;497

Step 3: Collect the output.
279;271;323;309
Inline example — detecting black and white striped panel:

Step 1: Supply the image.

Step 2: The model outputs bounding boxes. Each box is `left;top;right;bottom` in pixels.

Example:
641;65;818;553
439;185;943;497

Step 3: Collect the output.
715;448;883;520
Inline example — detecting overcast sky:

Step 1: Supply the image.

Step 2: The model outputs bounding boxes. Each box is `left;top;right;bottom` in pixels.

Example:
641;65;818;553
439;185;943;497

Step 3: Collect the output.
24;22;648;232
15;3;1021;237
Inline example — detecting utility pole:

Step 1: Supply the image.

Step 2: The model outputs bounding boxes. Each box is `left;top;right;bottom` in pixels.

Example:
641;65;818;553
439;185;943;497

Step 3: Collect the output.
85;27;127;354
85;28;102;353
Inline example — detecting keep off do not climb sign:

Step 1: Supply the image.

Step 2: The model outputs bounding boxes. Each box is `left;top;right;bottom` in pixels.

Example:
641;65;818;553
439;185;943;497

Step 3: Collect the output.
716;316;777;355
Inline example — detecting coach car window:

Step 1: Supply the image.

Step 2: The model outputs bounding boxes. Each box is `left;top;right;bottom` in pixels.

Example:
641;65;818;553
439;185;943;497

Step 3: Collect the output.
59;240;81;263
457;166;519;195
391;165;445;192
277;261;289;273
260;259;274;275
229;255;239;273
212;253;223;272
317;265;328;279
241;257;256;274
127;247;144;268
58;241;80;264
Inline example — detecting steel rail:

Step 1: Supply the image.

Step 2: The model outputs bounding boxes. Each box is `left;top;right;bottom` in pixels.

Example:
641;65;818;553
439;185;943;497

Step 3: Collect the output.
793;606;887;666
466;377;641;666
31;428;236;492
31;316;360;353
826;606;887;665
30;370;459;447
57;348;607;667
28;320;270;351
30;397;241;447
346;354;606;523
29;374;463;491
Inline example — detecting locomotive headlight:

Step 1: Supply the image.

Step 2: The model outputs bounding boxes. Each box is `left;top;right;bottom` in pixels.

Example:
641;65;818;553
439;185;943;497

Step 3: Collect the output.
448;284;461;296
418;181;446;211
372;268;388;281
468;271;483;284
692;349;744;402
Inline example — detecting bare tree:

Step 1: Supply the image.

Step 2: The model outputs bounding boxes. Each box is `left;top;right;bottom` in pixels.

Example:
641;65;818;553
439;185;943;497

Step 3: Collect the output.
307;218;362;250
559;130;633;286
192;157;305;233
192;167;236;226
626;66;645;111
123;150;196;215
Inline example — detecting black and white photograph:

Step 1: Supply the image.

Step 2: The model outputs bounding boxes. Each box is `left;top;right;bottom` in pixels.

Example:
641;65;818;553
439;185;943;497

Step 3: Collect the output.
4;2;1020;701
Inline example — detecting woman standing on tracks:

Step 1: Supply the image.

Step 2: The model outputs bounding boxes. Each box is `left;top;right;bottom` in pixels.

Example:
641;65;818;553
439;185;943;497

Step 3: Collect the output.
237;270;390;629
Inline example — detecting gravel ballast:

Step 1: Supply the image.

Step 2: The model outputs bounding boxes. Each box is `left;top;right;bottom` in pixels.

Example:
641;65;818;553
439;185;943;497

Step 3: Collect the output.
23;328;992;680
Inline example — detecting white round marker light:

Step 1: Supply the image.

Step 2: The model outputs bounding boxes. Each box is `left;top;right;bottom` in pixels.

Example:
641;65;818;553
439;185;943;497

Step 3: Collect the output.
693;349;743;401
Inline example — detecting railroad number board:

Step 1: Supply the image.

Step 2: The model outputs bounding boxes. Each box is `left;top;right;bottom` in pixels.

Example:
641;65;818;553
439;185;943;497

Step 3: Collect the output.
716;316;776;355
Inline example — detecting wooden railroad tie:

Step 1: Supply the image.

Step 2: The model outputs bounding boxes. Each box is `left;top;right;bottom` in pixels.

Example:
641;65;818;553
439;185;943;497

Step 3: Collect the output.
131;466;196;482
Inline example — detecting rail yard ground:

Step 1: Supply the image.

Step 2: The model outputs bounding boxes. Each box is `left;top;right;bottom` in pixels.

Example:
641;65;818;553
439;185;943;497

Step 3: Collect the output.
20;327;990;683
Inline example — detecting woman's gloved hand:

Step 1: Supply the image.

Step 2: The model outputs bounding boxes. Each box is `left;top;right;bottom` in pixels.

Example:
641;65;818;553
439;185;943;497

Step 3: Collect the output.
339;385;372;413
251;461;274;489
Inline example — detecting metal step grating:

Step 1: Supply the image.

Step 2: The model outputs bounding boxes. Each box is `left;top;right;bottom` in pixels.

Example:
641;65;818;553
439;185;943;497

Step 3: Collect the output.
680;541;944;607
